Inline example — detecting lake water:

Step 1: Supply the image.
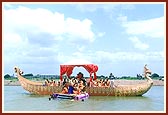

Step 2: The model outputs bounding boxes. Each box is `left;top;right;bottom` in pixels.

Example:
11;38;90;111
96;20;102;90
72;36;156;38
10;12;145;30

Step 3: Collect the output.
3;86;165;112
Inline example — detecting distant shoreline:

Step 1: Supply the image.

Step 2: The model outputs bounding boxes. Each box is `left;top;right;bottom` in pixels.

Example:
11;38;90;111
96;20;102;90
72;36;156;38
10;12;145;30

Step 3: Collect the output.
4;79;164;86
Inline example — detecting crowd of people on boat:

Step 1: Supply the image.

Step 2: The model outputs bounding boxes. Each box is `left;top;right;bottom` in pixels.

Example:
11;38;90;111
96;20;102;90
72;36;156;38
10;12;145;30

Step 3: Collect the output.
61;72;87;94
44;79;59;86
89;78;115;87
44;72;116;94
42;64;154;96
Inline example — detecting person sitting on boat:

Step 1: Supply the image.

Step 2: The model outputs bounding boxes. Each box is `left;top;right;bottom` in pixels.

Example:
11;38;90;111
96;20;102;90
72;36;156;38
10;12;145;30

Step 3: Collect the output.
105;78;111;87
71;78;77;85
90;79;98;87
49;80;56;86
57;80;61;86
97;80;102;87
68;81;75;94
61;83;69;94
80;77;87;86
86;78;91;87
78;80;86;93
62;78;67;86
73;83;80;94
44;79;50;86
99;79;105;87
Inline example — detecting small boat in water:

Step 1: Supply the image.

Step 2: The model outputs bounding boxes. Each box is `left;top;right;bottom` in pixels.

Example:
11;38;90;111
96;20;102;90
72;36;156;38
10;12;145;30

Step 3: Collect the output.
49;93;89;101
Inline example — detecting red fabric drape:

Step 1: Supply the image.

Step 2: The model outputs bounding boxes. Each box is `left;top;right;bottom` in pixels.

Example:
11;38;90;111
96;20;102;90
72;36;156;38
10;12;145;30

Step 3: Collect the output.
60;64;98;81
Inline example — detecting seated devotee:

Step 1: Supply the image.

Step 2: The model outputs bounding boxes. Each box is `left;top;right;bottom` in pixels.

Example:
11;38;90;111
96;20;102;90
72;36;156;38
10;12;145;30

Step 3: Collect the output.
49;80;57;86
90;79;98;87
61;83;69;94
62;78;67;86
86;78;91;87
73;83;80;94
68;82;75;94
105;78;111;87
52;80;57;86
78;80;86;93
44;79;50;86
97;80;102;87
80;77;87;86
57;80;61;86
99;79;105;87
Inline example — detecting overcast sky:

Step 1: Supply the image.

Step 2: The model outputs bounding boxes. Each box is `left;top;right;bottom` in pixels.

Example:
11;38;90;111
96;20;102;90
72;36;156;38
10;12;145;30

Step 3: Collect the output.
3;2;165;77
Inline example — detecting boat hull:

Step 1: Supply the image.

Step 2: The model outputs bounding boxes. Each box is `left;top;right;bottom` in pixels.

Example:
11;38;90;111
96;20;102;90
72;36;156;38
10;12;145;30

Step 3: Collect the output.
14;67;153;96
18;78;153;96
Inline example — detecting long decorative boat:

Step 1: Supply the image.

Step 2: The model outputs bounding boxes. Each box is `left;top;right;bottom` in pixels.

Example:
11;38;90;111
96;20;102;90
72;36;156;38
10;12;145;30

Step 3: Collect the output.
14;65;153;96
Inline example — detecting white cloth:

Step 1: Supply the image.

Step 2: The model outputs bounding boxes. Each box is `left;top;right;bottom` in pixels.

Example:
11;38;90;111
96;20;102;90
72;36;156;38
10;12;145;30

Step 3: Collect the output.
110;80;114;87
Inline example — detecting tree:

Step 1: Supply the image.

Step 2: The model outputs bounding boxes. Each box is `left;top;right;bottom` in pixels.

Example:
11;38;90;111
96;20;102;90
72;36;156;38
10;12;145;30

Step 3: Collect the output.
151;73;159;79
137;74;142;80
24;73;33;76
4;74;11;79
23;73;34;79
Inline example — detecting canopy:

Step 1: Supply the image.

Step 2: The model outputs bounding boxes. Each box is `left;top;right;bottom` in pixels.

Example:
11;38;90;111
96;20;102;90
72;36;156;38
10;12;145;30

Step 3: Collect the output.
60;60;98;81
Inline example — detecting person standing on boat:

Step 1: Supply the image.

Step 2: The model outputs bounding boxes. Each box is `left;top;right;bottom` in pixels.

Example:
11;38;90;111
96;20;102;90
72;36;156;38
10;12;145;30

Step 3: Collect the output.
108;73;116;88
76;72;83;80
109;73;115;80
76;72;86;86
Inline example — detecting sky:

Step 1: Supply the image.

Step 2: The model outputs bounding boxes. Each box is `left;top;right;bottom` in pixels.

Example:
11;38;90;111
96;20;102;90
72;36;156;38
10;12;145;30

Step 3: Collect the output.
3;2;165;77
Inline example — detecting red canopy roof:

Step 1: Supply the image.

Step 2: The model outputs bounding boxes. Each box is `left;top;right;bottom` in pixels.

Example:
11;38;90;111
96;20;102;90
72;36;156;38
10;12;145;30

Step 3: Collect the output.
60;63;98;81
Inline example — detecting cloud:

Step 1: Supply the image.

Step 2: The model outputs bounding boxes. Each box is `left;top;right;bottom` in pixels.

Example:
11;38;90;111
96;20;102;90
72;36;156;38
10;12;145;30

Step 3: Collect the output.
57;51;92;64
117;15;128;23
65;18;95;42
4;6;95;44
122;17;164;38
117;15;164;50
56;50;164;65
128;36;149;50
75;4;114;12
75;4;135;12
3;4;164;76
3;5;96;69
97;32;106;37
4;4;14;8
94;50;164;63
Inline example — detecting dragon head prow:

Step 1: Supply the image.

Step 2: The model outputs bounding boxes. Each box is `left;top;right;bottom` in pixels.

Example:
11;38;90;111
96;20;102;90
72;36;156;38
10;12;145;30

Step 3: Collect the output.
14;66;24;75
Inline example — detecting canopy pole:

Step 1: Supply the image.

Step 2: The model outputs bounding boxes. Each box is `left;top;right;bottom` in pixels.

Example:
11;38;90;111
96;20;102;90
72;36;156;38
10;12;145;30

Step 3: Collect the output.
93;72;97;80
60;75;63;81
90;73;92;82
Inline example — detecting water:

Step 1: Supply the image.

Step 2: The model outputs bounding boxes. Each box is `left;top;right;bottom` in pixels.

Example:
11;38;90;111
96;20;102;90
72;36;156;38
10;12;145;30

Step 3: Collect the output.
3;86;165;112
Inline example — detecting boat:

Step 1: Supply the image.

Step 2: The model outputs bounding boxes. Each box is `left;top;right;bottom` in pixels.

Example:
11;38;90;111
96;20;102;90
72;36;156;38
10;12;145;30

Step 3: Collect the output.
14;63;153;96
49;93;89;100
